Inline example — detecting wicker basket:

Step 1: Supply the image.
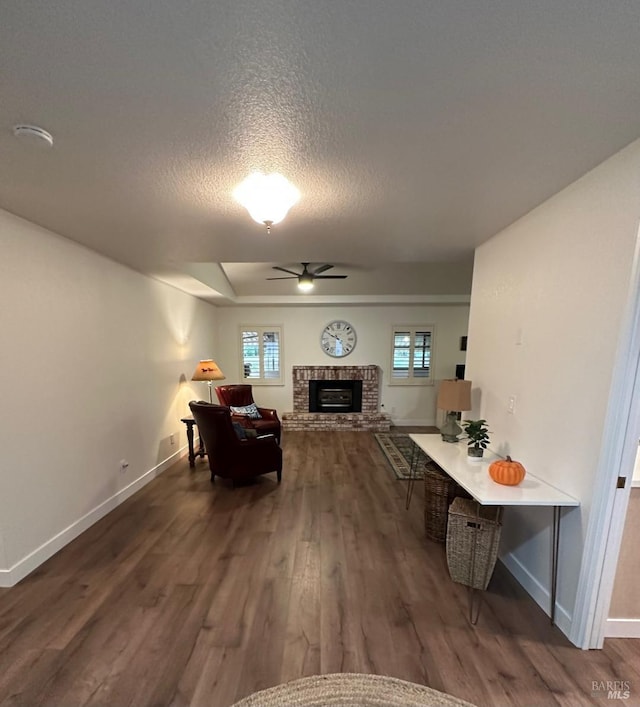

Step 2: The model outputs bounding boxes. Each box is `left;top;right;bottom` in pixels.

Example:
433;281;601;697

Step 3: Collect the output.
446;497;502;590
423;461;469;543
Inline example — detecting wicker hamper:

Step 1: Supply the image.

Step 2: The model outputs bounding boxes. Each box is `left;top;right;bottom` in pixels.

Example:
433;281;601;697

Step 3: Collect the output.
446;497;503;590
423;461;469;543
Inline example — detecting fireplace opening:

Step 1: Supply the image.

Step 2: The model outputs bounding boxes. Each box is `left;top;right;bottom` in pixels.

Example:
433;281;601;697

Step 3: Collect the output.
309;380;363;413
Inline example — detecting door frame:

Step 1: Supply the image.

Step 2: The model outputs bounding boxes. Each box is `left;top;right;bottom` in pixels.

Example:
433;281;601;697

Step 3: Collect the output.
570;223;640;649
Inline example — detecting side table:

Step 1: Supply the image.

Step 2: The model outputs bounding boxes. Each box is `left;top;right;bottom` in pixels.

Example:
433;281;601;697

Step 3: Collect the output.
180;416;206;468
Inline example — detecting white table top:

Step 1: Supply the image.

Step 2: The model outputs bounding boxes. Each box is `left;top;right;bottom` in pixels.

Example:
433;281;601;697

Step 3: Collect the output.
410;434;580;507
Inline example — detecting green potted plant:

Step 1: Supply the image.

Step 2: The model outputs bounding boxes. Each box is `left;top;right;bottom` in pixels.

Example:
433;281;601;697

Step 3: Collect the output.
461;419;490;459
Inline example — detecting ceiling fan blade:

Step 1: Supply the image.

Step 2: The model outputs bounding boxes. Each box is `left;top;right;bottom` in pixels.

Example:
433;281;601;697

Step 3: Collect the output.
311;264;333;275
314;275;348;279
266;276;298;280
272;266;301;276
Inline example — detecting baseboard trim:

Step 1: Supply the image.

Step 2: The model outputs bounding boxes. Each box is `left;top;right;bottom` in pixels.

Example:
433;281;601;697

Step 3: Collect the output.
392;418;437;427
604;618;640;638
0;444;189;588
501;550;573;641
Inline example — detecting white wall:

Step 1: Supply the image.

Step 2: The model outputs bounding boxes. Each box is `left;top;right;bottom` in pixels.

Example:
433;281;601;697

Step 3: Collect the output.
214;305;470;425
0;209;218;585
465;139;640;636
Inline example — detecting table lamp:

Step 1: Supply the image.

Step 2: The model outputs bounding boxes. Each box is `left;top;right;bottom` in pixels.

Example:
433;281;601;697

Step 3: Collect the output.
191;360;225;403
437;379;472;442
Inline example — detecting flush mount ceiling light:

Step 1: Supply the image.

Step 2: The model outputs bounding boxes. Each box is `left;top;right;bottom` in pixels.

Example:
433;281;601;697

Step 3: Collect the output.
12;124;54;148
233;172;300;234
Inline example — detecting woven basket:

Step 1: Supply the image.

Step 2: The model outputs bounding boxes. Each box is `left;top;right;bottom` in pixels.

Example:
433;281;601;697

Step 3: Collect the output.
446;497;502;590
423;461;469;543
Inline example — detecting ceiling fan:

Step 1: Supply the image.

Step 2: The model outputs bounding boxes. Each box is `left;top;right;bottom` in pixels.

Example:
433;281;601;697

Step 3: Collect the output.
267;262;347;291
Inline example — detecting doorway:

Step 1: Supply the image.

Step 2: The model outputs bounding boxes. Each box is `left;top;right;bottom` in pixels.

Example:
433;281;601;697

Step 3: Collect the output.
571;224;640;648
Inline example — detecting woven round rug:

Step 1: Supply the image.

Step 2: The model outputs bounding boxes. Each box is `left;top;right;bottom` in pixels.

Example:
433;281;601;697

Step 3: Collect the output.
230;673;477;706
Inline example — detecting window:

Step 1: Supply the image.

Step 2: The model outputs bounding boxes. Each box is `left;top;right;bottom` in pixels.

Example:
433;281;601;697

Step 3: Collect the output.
240;326;283;385
390;325;434;385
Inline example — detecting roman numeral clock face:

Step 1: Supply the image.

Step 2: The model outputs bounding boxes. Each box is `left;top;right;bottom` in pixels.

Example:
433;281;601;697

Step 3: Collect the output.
321;320;357;357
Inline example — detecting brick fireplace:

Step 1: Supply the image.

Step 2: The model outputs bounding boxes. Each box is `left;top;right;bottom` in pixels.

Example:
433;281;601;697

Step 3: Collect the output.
282;365;391;431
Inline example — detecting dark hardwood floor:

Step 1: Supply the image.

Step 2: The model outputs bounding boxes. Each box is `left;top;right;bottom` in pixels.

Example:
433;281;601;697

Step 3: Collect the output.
1;430;639;707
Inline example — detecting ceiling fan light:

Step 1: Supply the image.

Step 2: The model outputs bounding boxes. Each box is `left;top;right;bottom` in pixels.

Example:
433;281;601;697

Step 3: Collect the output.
298;275;314;292
233;172;300;227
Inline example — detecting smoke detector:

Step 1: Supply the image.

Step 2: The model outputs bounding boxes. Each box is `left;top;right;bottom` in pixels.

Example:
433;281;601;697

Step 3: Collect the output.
13;124;54;148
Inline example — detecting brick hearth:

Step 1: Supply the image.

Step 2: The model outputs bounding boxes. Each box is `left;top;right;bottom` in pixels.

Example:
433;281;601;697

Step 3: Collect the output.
282;365;391;431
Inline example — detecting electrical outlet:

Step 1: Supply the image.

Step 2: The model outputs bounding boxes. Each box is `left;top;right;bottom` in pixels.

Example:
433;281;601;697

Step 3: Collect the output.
119;459;129;473
170;433;175;445
508;396;516;414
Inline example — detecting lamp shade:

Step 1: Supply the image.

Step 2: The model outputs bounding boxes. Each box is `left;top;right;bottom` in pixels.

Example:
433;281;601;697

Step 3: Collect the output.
191;360;225;382
437;379;472;412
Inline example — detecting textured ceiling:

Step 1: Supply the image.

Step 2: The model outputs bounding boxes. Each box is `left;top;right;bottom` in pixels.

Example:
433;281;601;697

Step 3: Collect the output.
1;1;640;303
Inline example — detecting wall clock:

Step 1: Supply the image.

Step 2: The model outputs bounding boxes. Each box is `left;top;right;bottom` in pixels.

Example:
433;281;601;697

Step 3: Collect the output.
321;320;357;357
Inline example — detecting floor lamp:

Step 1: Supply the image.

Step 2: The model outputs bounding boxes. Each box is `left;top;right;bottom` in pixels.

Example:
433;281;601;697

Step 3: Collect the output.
437;379;472;442
191;360;226;403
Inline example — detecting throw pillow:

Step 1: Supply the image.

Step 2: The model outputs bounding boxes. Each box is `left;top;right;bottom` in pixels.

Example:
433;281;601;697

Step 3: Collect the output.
230;403;261;419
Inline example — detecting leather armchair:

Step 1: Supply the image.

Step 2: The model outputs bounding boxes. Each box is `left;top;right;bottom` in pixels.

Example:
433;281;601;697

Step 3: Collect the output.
188;401;282;484
214;384;281;443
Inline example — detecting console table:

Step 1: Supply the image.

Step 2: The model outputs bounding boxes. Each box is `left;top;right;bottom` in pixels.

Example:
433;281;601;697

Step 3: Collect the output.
180;416;206;468
407;434;579;625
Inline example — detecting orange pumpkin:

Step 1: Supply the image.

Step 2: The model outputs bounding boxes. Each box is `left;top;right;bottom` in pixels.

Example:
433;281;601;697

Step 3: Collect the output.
489;456;526;486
